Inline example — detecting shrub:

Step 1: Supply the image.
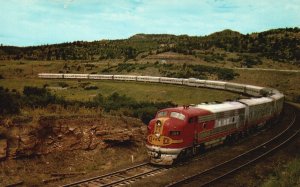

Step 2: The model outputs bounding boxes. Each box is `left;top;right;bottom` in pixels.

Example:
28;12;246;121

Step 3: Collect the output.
217;69;239;80
84;85;98;90
23;86;47;97
79;82;90;88
242;56;262;68
0;87;20;115
58;82;69;88
91;93;175;124
22;86;66;107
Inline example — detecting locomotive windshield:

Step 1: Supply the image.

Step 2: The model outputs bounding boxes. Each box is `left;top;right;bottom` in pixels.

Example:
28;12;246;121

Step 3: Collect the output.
170;112;185;120
157;111;168;118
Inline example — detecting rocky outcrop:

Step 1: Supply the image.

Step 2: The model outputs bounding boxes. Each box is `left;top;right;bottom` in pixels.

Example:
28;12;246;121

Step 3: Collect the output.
0;115;146;160
102;129;134;145
0;139;7;159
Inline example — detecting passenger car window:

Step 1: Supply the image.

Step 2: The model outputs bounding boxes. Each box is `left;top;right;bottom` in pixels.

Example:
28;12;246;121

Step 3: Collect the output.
170;112;185;120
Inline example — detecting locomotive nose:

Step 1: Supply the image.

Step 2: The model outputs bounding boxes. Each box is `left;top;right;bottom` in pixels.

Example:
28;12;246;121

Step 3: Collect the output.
152;118;170;137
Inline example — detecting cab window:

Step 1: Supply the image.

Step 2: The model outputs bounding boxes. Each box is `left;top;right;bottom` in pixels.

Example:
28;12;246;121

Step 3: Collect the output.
170;112;185;120
157;111;167;118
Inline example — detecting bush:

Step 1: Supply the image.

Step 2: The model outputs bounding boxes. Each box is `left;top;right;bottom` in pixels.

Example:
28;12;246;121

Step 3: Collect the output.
23;86;47;97
91;93;175;124
217;69;239;80
242;56;262;68
22;86;66;107
0;87;20;115
84;85;98;90
133;107;158;124
58;82;69;88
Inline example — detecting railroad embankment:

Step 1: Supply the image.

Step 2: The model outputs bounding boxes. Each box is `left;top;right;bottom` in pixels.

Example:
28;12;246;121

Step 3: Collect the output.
0;114;146;160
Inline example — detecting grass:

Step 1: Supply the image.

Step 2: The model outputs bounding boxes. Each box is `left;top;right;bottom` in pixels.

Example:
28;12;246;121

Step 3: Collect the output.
0;78;240;105
233;69;300;101
1;59;299;103
0;59;299;186
261;158;300;187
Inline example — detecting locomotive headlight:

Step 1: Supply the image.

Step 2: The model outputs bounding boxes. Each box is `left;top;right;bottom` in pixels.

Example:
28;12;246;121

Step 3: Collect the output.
170;131;181;136
156;120;162;126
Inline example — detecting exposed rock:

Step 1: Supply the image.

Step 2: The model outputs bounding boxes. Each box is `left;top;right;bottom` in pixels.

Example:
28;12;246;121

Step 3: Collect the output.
0;139;7;159
1;114;146;160
18;134;39;156
103;130;134;146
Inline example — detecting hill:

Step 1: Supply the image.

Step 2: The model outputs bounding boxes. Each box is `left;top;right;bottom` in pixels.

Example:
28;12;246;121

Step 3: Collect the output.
0;28;299;64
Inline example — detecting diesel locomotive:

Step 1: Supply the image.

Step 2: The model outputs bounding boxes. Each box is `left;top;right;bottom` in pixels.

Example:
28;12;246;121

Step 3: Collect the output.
38;73;284;165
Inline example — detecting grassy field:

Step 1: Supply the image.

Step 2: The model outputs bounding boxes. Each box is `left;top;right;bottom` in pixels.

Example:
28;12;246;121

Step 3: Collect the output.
0;59;299;103
0;78;240;105
0;59;299;187
233;69;300;101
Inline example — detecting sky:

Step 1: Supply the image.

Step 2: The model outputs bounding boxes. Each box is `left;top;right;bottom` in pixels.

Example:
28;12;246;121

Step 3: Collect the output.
0;0;299;46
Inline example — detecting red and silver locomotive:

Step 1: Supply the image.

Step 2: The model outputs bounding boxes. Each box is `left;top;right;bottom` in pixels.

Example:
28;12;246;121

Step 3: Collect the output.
147;97;283;165
38;73;284;165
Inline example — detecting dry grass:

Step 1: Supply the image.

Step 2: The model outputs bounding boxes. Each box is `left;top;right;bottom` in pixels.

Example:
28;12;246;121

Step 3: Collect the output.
0;78;240;105
233;69;300;101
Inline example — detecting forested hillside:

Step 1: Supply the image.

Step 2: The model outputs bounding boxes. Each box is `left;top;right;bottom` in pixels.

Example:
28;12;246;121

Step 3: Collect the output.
0;28;299;64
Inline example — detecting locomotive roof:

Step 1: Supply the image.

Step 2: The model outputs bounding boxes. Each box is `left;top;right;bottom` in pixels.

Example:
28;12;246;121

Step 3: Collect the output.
194;101;245;113
159;106;212;117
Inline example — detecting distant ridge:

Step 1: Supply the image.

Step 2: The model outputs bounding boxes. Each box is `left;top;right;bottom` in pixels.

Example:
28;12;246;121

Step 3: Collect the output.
208;29;242;38
0;27;299;63
129;34;176;40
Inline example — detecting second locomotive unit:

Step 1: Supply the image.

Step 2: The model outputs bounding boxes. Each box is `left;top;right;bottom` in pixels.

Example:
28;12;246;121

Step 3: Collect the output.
146;94;283;165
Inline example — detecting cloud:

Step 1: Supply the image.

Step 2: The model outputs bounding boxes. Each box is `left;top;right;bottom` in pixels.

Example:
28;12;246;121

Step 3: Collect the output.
0;0;299;46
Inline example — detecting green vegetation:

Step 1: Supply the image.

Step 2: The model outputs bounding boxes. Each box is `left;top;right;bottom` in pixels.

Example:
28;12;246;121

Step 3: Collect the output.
262;158;300;187
0;85;176;124
0;87;20;115
233;69;300;103
103;63;238;80
0;28;299;64
0;76;242;124
22;86;65;108
92;92;175;123
0;79;240;104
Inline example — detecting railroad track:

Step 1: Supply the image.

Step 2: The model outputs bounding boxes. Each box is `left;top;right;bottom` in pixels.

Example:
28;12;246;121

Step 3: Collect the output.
62;104;298;187
60;130;271;187
166;104;299;187
61;162;167;187
60;146;221;187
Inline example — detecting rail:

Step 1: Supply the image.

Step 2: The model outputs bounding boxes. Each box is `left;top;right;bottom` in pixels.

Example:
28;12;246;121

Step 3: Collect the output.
62;162;165;187
166;105;298;187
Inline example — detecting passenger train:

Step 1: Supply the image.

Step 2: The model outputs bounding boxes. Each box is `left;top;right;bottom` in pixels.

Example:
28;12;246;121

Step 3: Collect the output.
38;73;284;165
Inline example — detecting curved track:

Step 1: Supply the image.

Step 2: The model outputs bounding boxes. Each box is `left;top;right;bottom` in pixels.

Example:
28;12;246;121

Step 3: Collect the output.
61;104;299;187
62;162;165;187
38;74;294;186
166;103;299;187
